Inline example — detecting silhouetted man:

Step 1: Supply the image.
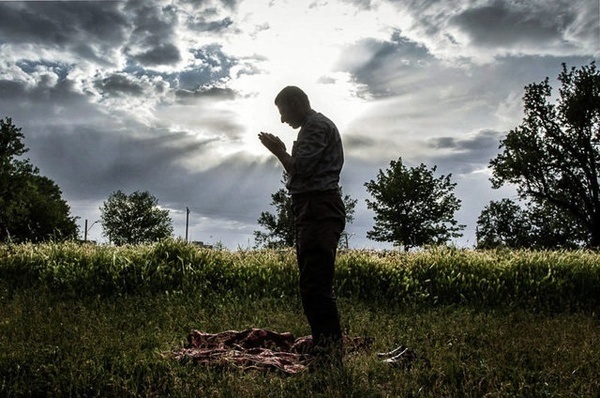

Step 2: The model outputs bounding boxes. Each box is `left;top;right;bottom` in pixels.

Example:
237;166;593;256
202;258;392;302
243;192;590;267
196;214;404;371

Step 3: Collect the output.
259;86;345;362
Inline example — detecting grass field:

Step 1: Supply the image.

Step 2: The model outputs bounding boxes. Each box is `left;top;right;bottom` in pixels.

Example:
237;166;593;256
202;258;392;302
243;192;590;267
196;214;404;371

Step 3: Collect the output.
1;241;599;397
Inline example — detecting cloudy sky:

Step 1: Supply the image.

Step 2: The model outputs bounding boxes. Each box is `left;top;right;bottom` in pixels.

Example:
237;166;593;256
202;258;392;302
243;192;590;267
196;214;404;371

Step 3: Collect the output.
1;0;598;248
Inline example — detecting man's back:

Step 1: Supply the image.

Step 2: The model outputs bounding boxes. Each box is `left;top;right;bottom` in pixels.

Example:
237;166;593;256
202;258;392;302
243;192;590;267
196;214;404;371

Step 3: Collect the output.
287;110;344;195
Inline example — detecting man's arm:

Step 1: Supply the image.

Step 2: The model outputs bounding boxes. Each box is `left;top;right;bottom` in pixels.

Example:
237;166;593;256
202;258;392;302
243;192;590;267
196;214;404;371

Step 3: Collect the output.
258;132;293;174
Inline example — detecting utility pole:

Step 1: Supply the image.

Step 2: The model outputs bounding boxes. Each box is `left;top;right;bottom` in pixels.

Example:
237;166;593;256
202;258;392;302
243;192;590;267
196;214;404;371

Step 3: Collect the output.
84;219;98;242
185;207;190;242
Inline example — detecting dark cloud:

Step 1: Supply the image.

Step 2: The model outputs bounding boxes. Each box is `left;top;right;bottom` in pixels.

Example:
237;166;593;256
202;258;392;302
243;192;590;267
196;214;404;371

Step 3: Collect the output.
175;86;236;102
425;130;504;174
0;0;241;69
26;124;280;225
0;75;99;126
342;134;378;151
428;130;501;151
134;43;182;66
380;0;596;60
28;126;216;197
0;1;126;45
450;1;574;48
94;73;145;97
0;1;127;63
337;30;435;97
124;1;181;66
0;80;26;99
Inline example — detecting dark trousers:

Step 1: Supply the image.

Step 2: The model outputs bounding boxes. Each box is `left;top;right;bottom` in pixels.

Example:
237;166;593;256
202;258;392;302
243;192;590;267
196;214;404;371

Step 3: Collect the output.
292;190;345;349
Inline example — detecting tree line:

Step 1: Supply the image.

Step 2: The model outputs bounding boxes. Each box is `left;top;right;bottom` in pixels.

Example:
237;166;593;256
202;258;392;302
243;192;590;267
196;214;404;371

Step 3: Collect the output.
1;62;598;249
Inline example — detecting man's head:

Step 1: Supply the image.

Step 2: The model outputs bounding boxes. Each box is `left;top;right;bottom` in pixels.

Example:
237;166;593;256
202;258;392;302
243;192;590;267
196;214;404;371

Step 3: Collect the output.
274;86;311;129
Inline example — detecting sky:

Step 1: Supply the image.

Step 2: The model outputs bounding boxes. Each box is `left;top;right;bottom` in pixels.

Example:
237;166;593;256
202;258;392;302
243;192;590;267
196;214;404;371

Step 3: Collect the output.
0;0;598;249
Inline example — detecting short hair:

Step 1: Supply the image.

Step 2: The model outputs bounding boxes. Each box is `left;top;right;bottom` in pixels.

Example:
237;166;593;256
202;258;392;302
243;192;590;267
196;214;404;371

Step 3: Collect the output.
274;86;310;108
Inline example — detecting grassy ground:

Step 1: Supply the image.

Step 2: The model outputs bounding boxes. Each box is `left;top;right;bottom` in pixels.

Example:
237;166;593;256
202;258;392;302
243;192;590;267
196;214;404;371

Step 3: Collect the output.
1;286;598;397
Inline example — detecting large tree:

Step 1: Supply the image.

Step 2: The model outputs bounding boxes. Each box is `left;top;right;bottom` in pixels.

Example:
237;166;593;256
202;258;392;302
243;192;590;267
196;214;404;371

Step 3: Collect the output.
0;117;78;242
100;190;173;245
364;158;464;251
476;198;586;250
254;177;357;249
490;62;600;247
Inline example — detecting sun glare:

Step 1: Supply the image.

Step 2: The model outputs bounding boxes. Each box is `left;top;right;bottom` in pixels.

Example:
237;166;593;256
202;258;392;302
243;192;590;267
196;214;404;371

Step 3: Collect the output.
217;1;394;157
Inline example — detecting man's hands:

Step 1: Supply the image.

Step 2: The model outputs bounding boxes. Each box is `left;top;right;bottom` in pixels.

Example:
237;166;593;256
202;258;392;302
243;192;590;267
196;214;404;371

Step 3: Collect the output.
258;132;286;157
258;131;293;173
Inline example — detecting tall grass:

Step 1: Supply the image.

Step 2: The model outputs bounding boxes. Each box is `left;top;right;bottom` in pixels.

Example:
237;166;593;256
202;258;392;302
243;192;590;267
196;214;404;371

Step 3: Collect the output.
1;241;599;311
336;248;600;311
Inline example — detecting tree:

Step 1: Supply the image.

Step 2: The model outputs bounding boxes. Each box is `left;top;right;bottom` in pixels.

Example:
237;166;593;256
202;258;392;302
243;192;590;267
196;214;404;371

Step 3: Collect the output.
254;176;357;249
339;192;358;249
364;157;464;251
526;201;586;249
490;62;600;247
100;190;173;245
254;188;295;248
0;117;78;242
476;199;533;249
476;198;586;249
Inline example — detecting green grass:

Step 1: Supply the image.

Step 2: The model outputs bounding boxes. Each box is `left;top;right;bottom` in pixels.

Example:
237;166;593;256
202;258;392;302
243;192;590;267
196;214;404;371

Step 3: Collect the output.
1;288;599;397
1;242;599;396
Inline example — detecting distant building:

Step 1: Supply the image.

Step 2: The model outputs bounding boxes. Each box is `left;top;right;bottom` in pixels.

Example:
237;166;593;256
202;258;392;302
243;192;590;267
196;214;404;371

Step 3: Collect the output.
191;241;213;249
